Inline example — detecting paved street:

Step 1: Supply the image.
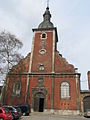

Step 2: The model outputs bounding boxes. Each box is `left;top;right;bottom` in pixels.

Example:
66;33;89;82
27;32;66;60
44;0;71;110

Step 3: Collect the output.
21;113;88;120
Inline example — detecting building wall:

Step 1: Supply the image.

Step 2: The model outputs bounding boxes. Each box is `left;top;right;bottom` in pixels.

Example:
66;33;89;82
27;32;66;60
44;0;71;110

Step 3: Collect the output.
24;74;81;111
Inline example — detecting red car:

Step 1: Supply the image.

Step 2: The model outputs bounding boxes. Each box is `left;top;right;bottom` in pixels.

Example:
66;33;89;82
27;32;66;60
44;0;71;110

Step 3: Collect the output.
0;107;13;120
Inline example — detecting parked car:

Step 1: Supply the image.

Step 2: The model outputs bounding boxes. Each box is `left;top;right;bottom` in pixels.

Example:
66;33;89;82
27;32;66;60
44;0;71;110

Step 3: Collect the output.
84;109;90;118
0;107;13;120
13;106;22;118
3;106;19;120
17;104;31;116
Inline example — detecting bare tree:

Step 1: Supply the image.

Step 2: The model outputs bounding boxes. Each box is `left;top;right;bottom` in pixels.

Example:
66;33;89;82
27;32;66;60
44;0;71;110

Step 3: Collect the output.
0;30;23;83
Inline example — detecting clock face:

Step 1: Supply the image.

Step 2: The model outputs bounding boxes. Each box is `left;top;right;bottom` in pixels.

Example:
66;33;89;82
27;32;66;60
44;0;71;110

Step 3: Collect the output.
39;49;46;55
40;41;46;47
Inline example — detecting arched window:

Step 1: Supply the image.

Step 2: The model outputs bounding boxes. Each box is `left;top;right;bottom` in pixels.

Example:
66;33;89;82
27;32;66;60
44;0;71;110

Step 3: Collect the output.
40;32;47;39
61;82;70;99
39;64;44;71
12;81;21;97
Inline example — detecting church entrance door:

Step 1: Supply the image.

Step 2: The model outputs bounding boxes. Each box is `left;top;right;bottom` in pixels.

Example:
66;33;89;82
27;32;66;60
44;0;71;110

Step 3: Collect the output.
34;92;45;112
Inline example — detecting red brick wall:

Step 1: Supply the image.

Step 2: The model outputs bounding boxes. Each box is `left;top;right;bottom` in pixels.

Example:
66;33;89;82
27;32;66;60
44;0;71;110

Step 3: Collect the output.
5;75;27;105
27;75;81;110
54;77;77;110
4;53;30;105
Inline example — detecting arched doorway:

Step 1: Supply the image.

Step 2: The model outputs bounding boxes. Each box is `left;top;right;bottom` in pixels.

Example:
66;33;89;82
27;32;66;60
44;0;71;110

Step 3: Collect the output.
33;92;45;112
83;96;90;112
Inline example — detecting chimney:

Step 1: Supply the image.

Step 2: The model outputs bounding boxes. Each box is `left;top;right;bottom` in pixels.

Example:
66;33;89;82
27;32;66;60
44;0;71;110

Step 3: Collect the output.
87;71;90;90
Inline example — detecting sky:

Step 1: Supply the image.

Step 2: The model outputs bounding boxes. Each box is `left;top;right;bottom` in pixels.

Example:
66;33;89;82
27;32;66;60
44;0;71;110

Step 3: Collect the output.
0;0;90;90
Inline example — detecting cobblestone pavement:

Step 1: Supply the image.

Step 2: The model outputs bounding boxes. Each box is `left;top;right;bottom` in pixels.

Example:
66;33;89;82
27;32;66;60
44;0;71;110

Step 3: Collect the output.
21;113;88;120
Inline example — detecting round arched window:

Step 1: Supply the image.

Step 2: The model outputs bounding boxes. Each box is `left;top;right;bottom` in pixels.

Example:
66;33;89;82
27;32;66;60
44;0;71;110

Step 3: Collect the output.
39;49;46;55
40;32;47;39
61;82;70;99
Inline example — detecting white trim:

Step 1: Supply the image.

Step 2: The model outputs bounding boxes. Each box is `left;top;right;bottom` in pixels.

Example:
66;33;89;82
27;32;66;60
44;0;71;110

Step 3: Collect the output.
39;49;46;54
40;32;47;39
76;74;79;110
29;32;35;73
25;32;35;102
34;31;53;33
52;30;55;73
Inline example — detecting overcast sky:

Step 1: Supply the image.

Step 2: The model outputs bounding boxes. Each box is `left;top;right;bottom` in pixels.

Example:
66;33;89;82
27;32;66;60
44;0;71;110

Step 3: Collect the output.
0;0;90;90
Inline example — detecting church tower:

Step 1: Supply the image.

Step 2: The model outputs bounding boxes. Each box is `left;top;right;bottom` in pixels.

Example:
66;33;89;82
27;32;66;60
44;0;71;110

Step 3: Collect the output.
30;7;57;74
26;7;58;112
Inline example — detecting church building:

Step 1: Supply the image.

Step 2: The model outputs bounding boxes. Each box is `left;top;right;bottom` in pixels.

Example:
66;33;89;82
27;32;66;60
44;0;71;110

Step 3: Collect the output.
2;7;81;115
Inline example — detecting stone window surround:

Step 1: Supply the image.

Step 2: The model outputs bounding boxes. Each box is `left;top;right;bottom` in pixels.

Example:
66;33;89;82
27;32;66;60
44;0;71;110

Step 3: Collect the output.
60;81;71;99
12;81;21;97
40;32;47;39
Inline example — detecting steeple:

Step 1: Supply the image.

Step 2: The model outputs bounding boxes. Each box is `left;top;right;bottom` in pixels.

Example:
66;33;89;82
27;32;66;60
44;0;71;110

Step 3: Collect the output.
38;7;54;28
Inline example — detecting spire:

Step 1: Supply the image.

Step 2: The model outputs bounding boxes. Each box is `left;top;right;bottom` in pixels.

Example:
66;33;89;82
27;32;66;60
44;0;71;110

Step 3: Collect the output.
38;6;54;28
47;0;49;8
43;7;51;22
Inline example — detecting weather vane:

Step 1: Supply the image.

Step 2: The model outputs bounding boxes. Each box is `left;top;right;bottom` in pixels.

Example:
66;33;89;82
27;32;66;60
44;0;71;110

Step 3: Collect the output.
47;0;49;8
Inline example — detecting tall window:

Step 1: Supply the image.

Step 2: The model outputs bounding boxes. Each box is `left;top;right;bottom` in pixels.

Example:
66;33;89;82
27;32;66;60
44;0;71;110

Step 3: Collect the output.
61;82;70;99
12;81;21;97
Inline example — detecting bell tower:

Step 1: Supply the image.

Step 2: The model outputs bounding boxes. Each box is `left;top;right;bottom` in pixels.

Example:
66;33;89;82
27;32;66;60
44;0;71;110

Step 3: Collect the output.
30;7;58;74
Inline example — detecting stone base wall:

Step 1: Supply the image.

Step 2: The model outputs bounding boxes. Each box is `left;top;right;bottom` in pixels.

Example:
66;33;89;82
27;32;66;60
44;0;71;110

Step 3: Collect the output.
31;109;81;115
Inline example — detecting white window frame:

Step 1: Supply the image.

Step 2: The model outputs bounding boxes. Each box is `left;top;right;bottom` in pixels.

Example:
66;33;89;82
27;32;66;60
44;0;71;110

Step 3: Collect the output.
39;64;45;71
61;81;70;99
40;32;47;39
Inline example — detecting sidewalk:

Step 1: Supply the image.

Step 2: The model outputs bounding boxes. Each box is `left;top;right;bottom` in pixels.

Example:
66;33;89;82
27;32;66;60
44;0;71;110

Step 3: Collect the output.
22;112;86;120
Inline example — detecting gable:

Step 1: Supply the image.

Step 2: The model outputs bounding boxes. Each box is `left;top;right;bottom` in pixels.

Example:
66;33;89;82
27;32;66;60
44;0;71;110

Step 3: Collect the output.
55;51;75;73
9;53;31;74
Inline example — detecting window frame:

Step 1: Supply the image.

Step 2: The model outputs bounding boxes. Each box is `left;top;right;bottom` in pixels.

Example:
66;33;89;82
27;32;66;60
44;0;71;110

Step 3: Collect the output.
40;32;47;39
39;49;46;55
60;81;70;99
12;81;21;97
39;64;45;71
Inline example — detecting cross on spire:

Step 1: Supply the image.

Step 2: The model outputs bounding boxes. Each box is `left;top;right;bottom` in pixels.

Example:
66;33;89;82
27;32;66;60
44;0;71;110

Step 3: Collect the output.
47;0;49;8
